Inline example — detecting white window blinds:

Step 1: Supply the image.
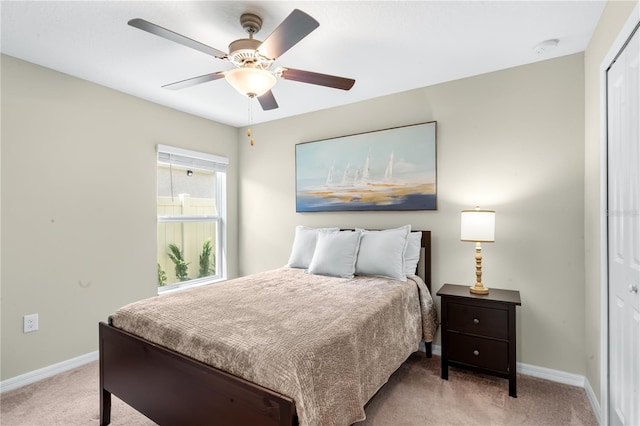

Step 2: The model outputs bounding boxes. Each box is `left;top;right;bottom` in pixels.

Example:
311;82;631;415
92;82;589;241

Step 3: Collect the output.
157;144;228;173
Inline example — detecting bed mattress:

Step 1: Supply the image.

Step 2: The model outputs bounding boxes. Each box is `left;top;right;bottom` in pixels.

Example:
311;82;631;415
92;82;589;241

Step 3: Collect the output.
110;267;437;426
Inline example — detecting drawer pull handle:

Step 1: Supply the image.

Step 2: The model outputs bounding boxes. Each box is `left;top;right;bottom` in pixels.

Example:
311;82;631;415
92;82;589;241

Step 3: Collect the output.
473;318;480;324
473;350;480;356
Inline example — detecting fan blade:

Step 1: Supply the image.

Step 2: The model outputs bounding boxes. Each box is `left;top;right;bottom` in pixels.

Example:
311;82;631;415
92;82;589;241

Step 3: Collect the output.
258;9;319;60
162;72;225;90
128;18;227;58
257;90;279;110
280;68;355;91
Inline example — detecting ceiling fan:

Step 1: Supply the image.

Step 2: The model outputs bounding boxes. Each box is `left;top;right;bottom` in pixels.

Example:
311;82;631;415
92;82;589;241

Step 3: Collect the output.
128;9;356;111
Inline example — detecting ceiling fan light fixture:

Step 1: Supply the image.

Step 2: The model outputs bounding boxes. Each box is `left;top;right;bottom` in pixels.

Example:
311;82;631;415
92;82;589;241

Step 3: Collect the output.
225;66;276;97
130;9;354;111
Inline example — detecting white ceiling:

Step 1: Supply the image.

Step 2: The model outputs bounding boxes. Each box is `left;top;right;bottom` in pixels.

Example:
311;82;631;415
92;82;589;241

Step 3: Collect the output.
1;1;606;127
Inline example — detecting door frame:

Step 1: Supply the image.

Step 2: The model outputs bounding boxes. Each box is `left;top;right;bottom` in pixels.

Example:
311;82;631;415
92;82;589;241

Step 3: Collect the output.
599;3;640;425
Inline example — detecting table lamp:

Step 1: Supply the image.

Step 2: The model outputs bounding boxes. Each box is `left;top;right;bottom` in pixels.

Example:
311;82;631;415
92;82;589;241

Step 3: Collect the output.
461;207;495;295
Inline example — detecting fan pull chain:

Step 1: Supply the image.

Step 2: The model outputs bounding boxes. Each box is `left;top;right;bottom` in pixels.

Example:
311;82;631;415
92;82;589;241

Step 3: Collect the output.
247;96;254;146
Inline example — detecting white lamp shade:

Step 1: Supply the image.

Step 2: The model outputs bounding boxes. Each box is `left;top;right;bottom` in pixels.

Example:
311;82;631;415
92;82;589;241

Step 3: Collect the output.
461;209;495;242
225;67;276;97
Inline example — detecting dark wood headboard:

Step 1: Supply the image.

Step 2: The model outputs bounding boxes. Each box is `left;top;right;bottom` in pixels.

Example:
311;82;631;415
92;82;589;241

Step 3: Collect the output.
420;230;432;292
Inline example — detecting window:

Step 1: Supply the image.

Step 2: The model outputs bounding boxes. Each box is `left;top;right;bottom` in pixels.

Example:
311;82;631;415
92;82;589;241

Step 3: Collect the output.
156;144;227;292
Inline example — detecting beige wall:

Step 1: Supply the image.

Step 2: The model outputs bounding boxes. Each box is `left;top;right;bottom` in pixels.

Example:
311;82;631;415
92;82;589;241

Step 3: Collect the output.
0;55;239;380
583;0;638;404
239;54;587;374
3;0;636;389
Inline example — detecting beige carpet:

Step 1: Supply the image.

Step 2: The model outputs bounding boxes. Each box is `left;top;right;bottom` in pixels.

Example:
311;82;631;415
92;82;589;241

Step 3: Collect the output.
0;353;596;425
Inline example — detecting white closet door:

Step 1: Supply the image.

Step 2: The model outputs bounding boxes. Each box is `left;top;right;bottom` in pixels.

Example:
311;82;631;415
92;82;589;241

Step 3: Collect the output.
607;24;640;426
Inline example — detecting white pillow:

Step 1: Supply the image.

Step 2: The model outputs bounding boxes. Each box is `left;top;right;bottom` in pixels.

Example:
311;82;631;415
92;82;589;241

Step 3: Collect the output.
308;230;363;278
404;231;423;275
355;225;411;281
286;226;339;269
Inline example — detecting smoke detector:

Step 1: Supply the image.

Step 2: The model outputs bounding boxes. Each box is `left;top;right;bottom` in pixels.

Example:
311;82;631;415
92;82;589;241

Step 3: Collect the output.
533;39;559;54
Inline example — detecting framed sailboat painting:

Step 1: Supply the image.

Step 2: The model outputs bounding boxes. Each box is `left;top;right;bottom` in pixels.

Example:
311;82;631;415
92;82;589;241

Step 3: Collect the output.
295;121;437;212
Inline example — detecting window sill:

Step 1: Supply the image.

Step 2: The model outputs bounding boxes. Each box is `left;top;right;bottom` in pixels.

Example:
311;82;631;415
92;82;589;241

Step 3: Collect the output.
157;276;227;295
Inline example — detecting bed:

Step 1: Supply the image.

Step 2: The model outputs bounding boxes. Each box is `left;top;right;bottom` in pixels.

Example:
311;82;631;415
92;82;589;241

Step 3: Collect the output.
99;229;436;426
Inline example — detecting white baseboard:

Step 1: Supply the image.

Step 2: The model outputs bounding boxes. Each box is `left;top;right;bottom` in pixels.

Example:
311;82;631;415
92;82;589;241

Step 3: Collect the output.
0;351;98;393
517;361;585;387
432;343;442;356
584;377;602;424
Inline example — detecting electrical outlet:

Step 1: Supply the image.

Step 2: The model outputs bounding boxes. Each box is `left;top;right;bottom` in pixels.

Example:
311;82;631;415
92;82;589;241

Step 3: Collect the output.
23;314;38;333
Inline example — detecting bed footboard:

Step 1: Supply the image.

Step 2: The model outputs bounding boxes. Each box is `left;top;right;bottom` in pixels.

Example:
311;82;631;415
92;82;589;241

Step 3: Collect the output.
99;322;296;426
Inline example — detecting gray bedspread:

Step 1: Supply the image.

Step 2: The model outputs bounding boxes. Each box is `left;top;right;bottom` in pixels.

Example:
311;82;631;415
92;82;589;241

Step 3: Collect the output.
110;268;438;426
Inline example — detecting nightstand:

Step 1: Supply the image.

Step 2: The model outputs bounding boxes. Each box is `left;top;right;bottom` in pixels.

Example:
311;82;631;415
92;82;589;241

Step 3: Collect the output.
437;283;521;397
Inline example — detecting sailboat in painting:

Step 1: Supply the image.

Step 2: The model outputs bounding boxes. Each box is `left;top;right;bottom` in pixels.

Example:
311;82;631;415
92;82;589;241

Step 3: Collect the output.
358;151;371;186
341;163;351;186
325;161;335;187
383;152;394;182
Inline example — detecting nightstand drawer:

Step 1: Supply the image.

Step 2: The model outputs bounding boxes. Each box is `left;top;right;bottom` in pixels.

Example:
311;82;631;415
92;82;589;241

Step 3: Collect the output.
447;332;509;373
447;302;508;339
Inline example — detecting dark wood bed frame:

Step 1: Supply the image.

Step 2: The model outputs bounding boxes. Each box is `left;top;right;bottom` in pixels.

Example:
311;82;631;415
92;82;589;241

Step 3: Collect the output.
99;230;432;426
